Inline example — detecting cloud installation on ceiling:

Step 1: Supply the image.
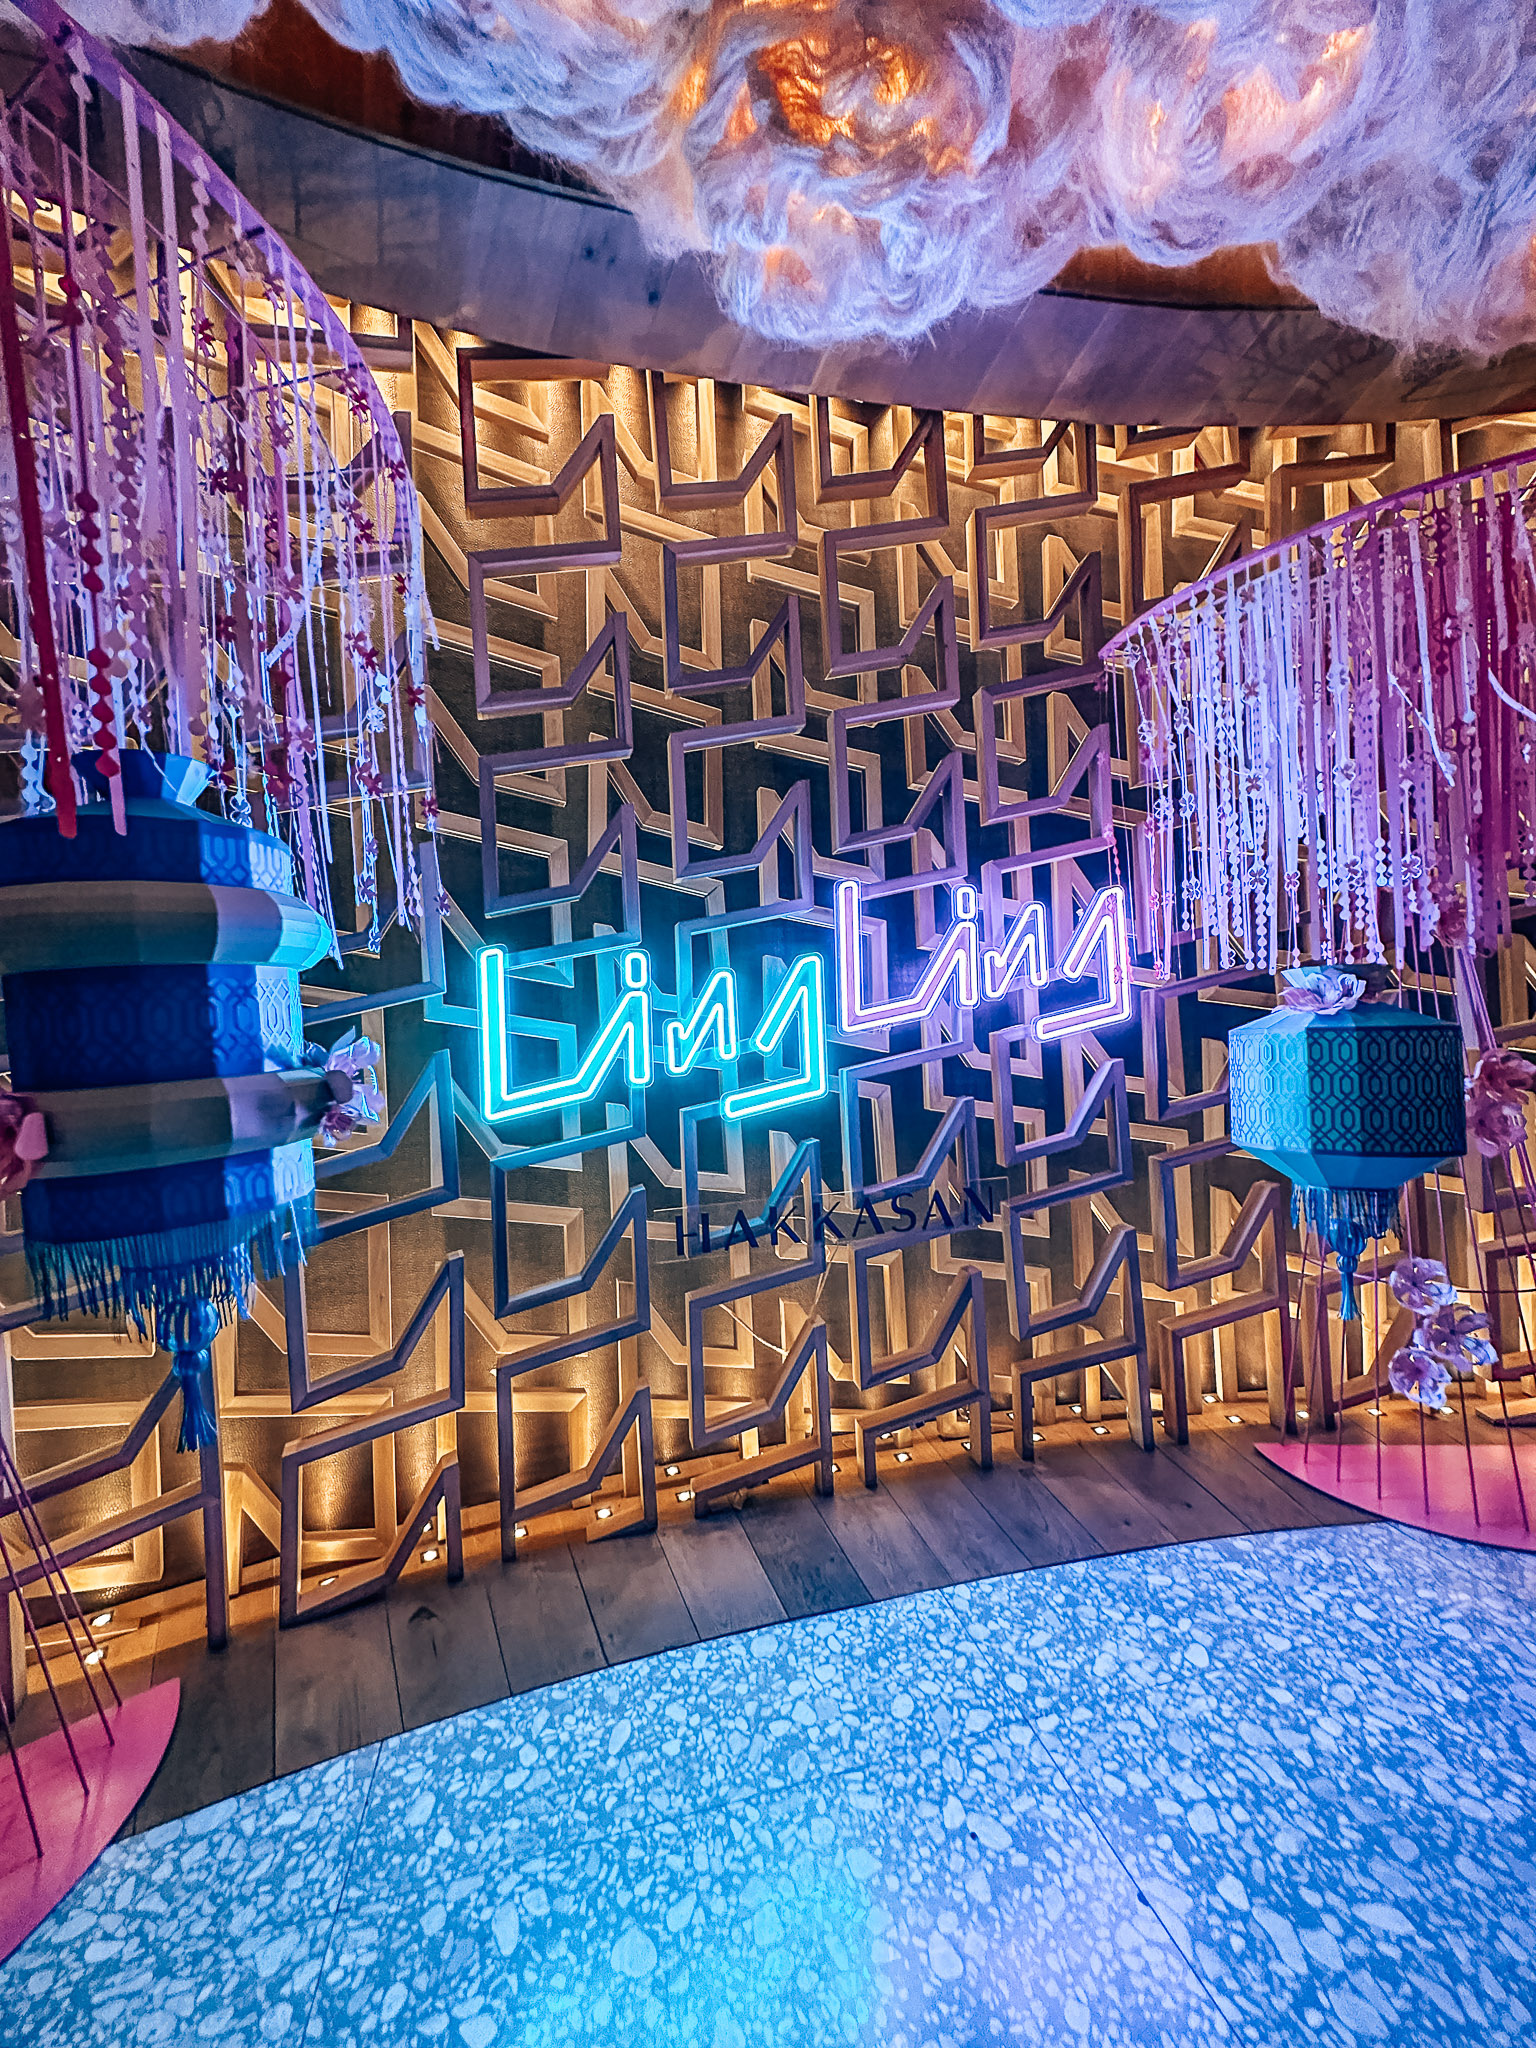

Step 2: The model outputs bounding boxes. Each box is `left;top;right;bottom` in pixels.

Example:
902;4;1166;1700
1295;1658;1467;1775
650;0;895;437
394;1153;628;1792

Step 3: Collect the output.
77;1;1536;356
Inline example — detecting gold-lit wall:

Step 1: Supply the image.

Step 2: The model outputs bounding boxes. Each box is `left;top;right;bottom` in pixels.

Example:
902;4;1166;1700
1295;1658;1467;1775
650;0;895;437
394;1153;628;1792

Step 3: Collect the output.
7;325;1536;1628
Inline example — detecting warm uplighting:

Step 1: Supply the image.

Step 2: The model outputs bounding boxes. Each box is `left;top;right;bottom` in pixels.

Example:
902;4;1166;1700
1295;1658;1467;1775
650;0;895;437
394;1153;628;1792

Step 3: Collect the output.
1092;1425;1110;1437
894;1450;911;1464
421;1546;440;1563
677;1489;695;1504
595;1506;614;1522
90;1611;112;1630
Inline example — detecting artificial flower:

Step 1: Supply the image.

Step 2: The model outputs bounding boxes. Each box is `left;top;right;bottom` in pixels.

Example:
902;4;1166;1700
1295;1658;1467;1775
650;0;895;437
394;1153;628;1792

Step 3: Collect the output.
303;1034;385;1147
1467;1087;1529;1159
1388;1345;1453;1412
0;1091;47;1198
1471;1049;1536;1098
1388;1256;1458;1315
1280;967;1365;1016
1420;1303;1498;1375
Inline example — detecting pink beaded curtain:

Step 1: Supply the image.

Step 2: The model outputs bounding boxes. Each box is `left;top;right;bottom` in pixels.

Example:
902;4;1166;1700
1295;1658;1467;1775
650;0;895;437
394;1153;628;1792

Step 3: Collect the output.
0;0;435;942
1106;451;1536;978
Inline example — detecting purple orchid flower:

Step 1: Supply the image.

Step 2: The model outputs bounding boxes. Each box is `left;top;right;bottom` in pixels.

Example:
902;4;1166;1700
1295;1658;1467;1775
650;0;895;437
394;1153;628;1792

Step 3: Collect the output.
305;1034;385;1148
1388;1346;1453;1413
1468;1089;1528;1160
1420;1302;1497;1375
1466;1047;1536;1158
1280;967;1365;1016
1388;1256;1458;1315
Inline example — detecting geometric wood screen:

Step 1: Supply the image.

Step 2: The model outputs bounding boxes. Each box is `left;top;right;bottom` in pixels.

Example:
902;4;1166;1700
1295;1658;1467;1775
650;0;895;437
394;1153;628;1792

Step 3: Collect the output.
6;325;1535;1634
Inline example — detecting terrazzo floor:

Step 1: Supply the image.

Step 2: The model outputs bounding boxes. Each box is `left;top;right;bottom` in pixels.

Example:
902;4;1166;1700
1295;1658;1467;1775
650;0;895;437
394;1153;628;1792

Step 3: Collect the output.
3;1521;1533;2048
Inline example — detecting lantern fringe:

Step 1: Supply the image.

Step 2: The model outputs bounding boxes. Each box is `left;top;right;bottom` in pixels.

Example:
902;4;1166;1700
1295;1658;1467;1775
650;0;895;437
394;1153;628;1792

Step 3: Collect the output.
26;1204;312;1334
1292;1186;1402;1324
171;1351;220;1453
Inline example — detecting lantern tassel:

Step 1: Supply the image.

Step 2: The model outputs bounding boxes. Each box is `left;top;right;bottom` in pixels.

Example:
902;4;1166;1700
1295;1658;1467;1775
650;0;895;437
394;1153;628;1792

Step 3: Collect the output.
160;1298;223;1453
172;1360;219;1453
1292;1187;1402;1323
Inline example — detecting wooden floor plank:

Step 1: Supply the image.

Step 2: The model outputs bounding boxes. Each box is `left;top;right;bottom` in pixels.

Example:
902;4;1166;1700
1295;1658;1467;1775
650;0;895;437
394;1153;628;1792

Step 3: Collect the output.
1086;1439;1249;1544
14;1628;157;1754
386;1577;510;1732
809;1481;952;1603
1032;1444;1177;1553
274;1599;401;1778
1160;1433;1326;1533
926;1438;1105;1568
132;1622;276;1833
569;1530;698;1664
85;1405;1412;1831
484;1544;606;1694
1247;1428;1378;1525
740;1486;872;1617
658;1513;787;1639
881;1447;1031;1583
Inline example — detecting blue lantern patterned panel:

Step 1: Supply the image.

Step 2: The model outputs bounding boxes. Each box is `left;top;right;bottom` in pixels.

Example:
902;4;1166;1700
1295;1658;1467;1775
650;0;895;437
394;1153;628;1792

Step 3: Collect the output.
1229;999;1467;1317
0;753;340;1441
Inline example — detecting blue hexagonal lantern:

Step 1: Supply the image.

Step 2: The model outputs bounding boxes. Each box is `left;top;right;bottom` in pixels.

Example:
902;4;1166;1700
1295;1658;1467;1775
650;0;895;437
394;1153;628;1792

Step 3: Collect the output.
1228;985;1467;1318
0;752;345;1446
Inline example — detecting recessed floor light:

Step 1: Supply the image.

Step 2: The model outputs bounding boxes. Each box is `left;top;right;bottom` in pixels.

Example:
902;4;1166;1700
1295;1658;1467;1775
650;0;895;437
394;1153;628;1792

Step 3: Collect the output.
1203;1393;1217;1405
1070;1404;1083;1416
1295;1408;1309;1420
894;1450;911;1464
1032;1431;1045;1444
595;1506;614;1522
1226;1414;1242;1425
421;1546;440;1563
319;1575;338;1588
514;1524;527;1540
90;1611;112;1631
1091;1424;1110;1436
1006;1411;1015;1422
829;1462;840;1474
677;1488;695;1504
84;1648;104;1667
664;1464;680;1477
962;1439;972;1451
421;1522;434;1537
1366;1407;1382;1418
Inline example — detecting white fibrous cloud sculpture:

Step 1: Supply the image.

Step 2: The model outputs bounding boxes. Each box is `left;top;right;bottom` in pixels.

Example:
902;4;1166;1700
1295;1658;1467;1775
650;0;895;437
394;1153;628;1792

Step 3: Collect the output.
75;1;1536;355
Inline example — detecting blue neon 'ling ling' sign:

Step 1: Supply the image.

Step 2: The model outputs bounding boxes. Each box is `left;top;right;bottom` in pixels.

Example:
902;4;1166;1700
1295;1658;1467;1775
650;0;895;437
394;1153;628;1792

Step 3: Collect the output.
477;882;1131;1126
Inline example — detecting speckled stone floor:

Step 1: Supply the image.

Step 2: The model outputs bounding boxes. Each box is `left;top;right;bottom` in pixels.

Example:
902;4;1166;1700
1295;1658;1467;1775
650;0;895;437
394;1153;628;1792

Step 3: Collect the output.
3;1522;1533;2048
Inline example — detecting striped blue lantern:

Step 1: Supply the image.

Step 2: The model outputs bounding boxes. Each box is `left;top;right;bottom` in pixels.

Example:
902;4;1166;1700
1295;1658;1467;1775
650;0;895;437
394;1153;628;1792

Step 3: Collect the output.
1228;973;1467;1318
0;752;344;1446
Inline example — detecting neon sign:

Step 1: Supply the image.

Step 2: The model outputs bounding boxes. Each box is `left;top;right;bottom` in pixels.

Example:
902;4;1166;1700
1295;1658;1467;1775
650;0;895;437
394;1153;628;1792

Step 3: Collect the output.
477;883;1130;1126
478;946;828;1125
834;881;1131;1041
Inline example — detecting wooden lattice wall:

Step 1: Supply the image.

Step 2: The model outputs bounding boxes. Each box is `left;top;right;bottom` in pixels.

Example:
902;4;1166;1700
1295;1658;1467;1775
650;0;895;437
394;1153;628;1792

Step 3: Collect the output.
6;328;1536;1635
